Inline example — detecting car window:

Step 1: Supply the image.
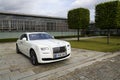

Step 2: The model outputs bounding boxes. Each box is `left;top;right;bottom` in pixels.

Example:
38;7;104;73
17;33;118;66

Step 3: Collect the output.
20;34;28;40
29;33;53;40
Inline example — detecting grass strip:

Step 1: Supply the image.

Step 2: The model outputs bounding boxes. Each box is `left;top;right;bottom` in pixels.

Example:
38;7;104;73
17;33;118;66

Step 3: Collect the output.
68;37;120;52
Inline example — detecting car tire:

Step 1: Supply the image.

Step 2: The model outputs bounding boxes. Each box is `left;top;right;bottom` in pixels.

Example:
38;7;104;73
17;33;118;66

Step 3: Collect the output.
30;50;38;65
16;44;21;54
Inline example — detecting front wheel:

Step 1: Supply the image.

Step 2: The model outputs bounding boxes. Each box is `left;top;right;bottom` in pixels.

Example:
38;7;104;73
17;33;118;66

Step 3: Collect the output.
30;50;38;65
16;44;21;54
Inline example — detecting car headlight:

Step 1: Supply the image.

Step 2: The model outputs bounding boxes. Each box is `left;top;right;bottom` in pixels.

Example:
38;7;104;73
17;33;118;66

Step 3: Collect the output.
67;44;70;47
41;47;49;51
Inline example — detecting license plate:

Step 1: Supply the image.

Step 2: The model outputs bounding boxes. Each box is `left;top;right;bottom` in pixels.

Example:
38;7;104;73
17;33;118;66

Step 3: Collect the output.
54;52;66;58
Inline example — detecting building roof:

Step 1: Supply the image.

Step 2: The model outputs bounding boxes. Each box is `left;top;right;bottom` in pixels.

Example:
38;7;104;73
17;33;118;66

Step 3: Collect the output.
0;12;67;20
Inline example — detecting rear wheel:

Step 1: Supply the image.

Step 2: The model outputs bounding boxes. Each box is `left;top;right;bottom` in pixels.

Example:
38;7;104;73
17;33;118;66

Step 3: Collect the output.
16;44;21;54
30;50;38;65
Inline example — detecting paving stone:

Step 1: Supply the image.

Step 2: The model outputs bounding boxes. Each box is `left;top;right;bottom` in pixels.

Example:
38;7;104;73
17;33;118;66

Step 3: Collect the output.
0;74;10;80
0;69;10;75
0;42;120;80
9;70;35;80
17;70;35;80
52;55;120;80
9;71;20;80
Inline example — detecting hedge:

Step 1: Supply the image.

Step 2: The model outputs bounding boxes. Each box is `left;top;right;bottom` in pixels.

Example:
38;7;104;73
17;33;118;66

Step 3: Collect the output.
95;1;120;29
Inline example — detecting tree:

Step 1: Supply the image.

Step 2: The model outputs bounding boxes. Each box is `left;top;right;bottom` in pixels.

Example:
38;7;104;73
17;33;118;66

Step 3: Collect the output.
95;1;120;44
68;8;90;41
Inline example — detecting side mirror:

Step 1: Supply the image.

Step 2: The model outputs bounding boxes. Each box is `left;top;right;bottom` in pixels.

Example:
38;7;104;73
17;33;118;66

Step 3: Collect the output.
52;36;54;39
22;37;27;41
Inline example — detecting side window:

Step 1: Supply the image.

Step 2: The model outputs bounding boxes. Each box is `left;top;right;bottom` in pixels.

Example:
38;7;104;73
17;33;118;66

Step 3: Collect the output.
20;34;28;40
20;34;24;40
24;34;28;40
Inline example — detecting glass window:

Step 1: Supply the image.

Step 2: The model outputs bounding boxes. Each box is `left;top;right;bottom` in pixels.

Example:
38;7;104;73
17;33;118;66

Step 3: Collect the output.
20;34;28;40
29;33;53;40
47;22;56;31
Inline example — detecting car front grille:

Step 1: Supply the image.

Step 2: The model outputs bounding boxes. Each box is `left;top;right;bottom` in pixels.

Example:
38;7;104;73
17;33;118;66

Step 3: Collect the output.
53;46;66;53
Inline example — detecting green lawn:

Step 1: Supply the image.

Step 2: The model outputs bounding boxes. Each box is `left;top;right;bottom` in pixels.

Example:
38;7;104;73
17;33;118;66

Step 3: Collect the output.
68;37;120;52
0;38;18;43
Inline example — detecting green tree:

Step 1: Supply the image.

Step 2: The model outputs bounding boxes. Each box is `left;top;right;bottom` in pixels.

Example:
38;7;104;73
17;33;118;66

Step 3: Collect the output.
68;8;90;41
95;1;120;44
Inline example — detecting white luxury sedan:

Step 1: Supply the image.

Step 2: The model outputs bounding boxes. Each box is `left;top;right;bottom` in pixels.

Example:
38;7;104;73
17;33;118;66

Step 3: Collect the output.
16;32;71;65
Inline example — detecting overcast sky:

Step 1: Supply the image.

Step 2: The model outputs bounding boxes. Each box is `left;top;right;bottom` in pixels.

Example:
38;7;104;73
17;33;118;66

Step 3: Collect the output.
0;0;115;22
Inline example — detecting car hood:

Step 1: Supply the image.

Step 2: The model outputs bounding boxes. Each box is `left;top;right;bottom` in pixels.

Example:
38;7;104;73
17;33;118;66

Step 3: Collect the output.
29;39;69;47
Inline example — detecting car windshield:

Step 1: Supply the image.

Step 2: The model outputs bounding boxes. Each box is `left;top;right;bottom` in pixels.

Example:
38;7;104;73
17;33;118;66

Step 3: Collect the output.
29;33;53;40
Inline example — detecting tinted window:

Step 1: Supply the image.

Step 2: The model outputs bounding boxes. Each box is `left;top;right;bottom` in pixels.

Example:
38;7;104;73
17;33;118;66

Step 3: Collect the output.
29;33;53;40
20;34;28;40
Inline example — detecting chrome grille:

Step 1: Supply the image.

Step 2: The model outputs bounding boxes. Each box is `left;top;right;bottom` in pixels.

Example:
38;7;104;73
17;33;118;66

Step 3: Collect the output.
53;46;66;53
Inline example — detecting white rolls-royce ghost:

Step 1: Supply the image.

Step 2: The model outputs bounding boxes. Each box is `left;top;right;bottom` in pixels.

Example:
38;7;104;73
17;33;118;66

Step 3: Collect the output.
16;32;71;65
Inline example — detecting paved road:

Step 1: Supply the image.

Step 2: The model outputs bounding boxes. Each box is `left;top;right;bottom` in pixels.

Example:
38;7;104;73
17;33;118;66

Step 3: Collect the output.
0;42;119;80
51;55;120;80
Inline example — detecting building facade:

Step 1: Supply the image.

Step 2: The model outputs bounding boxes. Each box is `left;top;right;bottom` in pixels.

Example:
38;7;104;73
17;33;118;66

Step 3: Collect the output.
0;12;74;32
0;12;119;39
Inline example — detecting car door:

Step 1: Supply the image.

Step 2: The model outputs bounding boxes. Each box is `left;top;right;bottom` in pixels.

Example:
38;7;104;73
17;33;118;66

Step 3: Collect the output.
17;34;25;53
20;34;29;56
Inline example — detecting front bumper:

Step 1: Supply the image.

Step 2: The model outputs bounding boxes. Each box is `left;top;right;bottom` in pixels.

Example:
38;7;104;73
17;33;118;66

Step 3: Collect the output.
42;54;70;61
39;53;71;63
